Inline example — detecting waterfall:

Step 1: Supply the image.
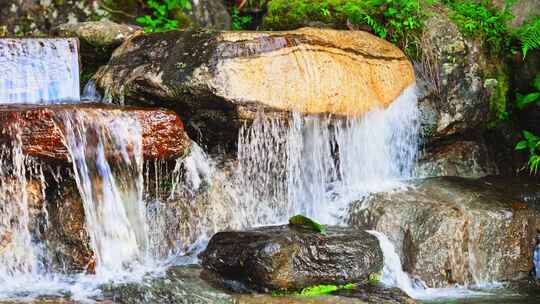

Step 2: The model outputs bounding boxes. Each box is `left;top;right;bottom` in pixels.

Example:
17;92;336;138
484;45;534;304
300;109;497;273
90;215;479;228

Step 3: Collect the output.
236;86;419;226
0;38;80;104
368;230;489;300
57;109;149;276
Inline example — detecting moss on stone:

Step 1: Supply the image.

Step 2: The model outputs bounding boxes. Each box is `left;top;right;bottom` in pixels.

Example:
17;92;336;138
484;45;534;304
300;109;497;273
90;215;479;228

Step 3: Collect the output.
485;65;510;128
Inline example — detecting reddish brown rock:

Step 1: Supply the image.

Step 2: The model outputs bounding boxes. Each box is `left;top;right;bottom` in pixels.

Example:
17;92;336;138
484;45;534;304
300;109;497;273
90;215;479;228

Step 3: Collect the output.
0;104;191;162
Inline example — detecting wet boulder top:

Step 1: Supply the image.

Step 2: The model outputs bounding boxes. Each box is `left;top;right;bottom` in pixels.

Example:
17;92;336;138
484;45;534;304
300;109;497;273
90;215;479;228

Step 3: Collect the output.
0;104;191;161
95;27;415;117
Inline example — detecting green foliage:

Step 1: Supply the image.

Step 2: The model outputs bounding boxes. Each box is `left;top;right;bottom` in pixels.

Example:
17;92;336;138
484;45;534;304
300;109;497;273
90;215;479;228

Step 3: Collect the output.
516;74;540;110
515;130;540;174
272;283;357;297
515;73;540;175
231;7;253;30
368;272;382;284
516;16;540;58
264;0;426;57
136;0;192;32
288;214;326;235
444;0;514;53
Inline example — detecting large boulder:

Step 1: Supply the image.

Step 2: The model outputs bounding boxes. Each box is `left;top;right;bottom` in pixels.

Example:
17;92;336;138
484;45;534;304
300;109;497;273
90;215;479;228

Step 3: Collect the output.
416;140;499;178
0;104;191;162
416;10;504;142
94;27;415;148
200;225;383;291
348;177;538;288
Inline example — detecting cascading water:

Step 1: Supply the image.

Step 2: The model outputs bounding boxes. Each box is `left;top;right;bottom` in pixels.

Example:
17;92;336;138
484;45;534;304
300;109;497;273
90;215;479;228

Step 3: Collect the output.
57;109;149;276
236;86;419;226
0;38;80;104
368;230;489;300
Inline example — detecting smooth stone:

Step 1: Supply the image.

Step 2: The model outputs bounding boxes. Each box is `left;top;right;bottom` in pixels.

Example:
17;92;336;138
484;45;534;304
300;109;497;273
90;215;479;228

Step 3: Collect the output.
348;177;539;288
200;225;383;291
416;140;499;178
0;104;191;162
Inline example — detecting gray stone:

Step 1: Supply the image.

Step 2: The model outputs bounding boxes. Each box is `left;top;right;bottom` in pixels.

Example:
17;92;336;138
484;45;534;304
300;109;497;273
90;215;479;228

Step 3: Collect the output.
416;140;499;178
190;0;231;30
348;177;538;288
200;225;383;291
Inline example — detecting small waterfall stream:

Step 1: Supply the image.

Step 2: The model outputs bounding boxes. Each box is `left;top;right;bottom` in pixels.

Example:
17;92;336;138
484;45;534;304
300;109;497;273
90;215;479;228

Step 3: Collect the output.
58;109;148;275
0;38;80;104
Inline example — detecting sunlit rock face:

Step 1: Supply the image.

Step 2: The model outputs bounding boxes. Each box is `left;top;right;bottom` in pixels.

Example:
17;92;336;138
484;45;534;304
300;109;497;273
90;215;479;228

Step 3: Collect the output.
94;27;415;148
348;177;538;288
0;104;191;162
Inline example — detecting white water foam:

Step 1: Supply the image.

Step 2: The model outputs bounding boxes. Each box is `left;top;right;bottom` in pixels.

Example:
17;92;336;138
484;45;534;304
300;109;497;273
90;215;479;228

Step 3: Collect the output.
236;86;419;226
0;38;80;104
57;109;149;277
367;230;491;300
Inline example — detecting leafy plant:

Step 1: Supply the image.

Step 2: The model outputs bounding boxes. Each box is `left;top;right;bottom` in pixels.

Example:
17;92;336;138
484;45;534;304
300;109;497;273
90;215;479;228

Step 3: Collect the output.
515;130;540;174
231;7;253;30
516;73;540;110
264;0;426;57
136;0;192;32
288;214;326;235
445;0;514;53
516;15;540;58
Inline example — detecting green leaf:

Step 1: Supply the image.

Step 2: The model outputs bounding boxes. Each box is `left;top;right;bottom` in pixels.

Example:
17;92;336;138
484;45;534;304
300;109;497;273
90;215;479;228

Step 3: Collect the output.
534;74;540;91
517;92;540;109
288;214;326;235
515;140;528;150
523;130;539;143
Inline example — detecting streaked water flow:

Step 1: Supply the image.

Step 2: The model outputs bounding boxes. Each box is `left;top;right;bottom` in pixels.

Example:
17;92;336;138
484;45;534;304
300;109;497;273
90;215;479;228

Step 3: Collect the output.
236;86;419;225
0;38;80;104
57;109;149;276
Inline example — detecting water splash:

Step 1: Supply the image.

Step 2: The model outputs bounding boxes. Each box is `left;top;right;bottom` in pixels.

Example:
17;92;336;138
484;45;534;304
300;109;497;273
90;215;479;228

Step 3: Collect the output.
0;38;80;104
368;230;490;300
81;80;103;102
236;86;419;226
57;109;148;276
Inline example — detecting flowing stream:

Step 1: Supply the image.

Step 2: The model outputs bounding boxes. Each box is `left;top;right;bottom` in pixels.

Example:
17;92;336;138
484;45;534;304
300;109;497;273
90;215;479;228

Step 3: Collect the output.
0;38;80;104
0;37;534;302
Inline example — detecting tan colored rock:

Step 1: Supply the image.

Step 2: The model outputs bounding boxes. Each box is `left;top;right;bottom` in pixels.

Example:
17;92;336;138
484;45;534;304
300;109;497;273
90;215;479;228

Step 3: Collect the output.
94;28;415;148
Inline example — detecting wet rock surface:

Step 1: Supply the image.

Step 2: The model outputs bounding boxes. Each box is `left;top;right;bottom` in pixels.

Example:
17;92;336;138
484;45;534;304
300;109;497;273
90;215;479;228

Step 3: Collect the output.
0;104;191;162
101;265;232;304
416;10;498;142
200;225;383;291
94;27;415;149
417;140;499;178
348;177;538;288
101;265;413;304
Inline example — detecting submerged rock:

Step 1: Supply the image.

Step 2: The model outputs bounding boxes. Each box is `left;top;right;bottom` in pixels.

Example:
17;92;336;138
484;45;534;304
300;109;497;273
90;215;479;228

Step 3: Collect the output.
0;104;191;162
348;177;538;288
94;27;415;148
200;225;383;291
101;265;233;304
416;140;499;178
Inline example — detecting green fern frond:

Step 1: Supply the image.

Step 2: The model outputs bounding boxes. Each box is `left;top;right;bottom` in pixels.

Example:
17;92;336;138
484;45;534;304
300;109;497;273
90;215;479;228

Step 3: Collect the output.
517;16;540;58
